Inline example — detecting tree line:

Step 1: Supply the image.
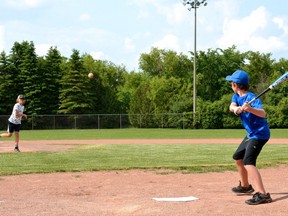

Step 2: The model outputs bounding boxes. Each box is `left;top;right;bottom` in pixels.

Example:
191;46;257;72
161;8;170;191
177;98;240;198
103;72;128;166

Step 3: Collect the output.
0;41;287;129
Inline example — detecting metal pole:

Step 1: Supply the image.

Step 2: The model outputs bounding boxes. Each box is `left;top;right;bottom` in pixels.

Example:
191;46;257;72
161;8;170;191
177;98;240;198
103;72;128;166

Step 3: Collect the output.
193;1;197;115
183;0;207;121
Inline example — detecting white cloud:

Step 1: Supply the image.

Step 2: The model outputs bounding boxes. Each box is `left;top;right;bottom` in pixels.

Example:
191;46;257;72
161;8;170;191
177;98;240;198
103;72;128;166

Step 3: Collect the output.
90;51;107;60
124;37;136;52
214;5;288;58
249;36;285;53
79;13;91;21
152;34;180;51
130;0;187;25
137;9;149;19
155;3;187;25
24;0;42;7
273;17;288;35
35;43;51;56
5;0;43;9
217;6;268;48
213;0;240;18
0;25;5;52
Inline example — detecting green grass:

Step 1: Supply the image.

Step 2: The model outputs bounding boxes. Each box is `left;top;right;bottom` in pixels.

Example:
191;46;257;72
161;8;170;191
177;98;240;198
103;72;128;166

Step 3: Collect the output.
0;143;287;176
0;129;287;176
13;128;288;140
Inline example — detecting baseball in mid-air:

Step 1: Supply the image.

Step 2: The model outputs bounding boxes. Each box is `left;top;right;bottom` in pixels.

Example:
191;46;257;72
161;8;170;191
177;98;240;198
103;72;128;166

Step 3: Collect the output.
88;73;94;79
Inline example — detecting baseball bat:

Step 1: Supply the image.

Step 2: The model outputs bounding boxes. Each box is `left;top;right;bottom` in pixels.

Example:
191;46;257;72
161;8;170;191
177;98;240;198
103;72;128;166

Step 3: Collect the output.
248;71;288;105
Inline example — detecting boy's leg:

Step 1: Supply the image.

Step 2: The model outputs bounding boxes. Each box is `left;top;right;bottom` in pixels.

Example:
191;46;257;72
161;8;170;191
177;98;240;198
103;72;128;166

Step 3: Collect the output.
243;138;267;194
0;132;13;138
243;139;271;205
14;125;21;152
245;165;265;194
232;136;254;193
1;122;14;138
15;131;19;148
235;159;249;187
232;159;254;193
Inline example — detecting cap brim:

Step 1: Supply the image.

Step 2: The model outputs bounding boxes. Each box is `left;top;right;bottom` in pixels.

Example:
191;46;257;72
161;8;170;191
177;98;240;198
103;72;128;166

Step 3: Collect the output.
226;75;233;82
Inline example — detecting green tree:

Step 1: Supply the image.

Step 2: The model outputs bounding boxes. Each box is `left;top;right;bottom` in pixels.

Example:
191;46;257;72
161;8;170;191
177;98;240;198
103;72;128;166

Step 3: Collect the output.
196;46;246;102
0;51;18;114
9;41;41;114
58;49;93;114
242;51;274;93
38;47;63;114
117;72;145;113
139;47;192;79
129;77;154;127
97;61;127;114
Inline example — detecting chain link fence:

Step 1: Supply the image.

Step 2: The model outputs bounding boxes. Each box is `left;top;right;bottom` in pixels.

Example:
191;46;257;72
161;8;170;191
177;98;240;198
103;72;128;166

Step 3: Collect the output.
0;113;197;130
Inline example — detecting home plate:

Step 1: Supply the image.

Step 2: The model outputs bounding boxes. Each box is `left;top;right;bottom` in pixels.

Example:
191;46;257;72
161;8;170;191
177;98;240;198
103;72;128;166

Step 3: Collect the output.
152;196;199;202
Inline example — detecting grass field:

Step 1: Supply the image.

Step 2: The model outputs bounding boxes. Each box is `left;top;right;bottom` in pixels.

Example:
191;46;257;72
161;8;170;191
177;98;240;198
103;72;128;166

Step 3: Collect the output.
17;128;288;140
0;129;287;176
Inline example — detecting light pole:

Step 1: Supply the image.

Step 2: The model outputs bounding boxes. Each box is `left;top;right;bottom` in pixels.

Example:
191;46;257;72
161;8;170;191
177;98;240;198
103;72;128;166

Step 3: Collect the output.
183;0;207;116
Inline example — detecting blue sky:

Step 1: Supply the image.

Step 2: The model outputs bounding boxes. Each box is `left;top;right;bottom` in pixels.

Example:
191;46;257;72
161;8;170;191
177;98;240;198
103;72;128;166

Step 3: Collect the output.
0;0;287;71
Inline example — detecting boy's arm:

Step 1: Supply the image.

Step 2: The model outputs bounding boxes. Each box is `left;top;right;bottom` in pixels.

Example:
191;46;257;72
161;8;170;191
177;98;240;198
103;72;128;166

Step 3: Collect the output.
229;102;243;115
15;109;28;119
241;102;266;118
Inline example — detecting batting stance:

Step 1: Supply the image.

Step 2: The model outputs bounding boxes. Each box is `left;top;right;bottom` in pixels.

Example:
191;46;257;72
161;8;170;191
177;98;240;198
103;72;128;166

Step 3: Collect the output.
0;95;28;152
226;70;272;205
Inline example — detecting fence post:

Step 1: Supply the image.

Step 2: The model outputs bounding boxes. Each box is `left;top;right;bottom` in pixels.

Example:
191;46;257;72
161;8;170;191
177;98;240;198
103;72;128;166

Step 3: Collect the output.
32;114;34;130
120;114;122;129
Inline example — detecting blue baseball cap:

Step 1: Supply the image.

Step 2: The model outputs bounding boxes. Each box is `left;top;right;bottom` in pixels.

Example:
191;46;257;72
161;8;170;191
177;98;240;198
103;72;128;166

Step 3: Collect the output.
226;70;249;85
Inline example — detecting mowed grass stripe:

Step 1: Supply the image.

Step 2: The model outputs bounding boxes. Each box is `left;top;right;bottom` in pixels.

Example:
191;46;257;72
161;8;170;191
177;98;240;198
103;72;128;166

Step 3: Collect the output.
0;144;287;176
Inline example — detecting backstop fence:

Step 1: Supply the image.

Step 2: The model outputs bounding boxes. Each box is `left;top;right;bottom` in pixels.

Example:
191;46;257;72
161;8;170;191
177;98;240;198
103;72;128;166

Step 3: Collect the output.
0;113;197;130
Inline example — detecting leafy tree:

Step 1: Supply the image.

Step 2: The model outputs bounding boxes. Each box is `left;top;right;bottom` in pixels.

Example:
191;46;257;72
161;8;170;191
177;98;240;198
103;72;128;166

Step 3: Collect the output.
129;77;154;127
38;47;63;114
262;70;288;106
139;47;192;79
196;46;246;102
265;98;288;128
82;55;104;114
117;72;145;113
97;61;127;114
0;51;19;114
242;51;274;93
9;41;41;114
58;49;93;114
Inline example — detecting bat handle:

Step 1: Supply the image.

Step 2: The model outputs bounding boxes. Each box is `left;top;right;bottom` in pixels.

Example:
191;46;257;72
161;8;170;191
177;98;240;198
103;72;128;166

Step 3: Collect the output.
248;87;272;105
248;98;256;105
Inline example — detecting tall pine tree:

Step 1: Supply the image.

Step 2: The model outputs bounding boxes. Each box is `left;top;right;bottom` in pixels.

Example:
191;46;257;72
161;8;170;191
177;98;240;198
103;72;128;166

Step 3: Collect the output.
58;49;93;114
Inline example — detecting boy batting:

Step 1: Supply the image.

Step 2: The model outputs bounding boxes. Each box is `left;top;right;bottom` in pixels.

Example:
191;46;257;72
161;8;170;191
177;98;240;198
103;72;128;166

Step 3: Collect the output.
226;70;272;205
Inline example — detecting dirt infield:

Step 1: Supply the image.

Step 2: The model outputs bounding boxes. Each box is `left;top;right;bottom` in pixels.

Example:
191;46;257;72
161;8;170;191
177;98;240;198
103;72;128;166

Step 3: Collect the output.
0;139;287;216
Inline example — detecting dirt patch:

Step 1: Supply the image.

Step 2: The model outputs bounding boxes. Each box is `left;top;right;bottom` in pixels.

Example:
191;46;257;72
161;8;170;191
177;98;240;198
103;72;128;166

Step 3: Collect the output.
0;139;287;215
0;166;287;216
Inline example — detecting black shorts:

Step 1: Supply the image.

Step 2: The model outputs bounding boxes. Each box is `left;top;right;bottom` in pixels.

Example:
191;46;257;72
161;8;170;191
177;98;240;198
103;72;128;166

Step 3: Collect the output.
232;136;268;166
7;121;21;133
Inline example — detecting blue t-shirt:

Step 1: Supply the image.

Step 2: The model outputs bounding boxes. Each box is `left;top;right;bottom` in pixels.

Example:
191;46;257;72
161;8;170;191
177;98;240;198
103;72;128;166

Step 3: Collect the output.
232;92;270;140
